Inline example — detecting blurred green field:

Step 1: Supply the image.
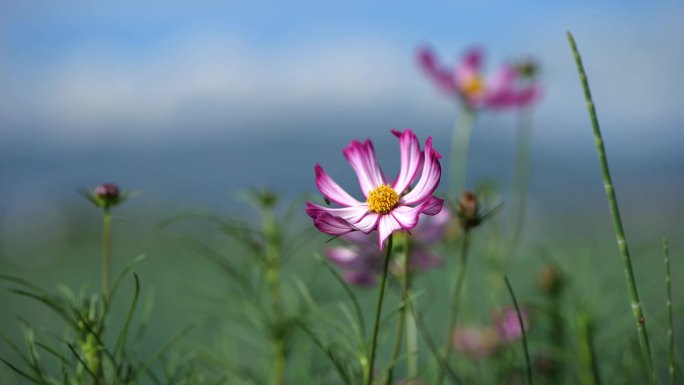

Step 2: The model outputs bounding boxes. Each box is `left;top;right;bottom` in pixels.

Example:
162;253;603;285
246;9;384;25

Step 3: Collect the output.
1;191;681;384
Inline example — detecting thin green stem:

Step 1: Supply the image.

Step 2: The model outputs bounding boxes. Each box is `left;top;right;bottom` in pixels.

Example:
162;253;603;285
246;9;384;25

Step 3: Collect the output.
385;236;410;385
449;107;476;201
102;208;111;303
264;208;285;385
567;32;653;378
578;314;602;385
436;230;470;385
663;237;675;385
509;107;533;259
366;235;394;385
404;294;463;385
504;276;532;385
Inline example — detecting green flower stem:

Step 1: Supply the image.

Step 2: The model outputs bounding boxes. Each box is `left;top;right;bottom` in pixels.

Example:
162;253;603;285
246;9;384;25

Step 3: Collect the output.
578;314;602;385
264;208;285;385
102;208;112;303
663;237;674;385
505;276;533;385
366;235;394;385
509;107;534;258
449;106;476;201
436;229;470;385
385;234;410;385
567;32;653;378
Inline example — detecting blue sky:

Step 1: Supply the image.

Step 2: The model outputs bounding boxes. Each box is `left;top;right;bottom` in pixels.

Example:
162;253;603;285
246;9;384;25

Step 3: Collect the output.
0;1;682;207
2;1;683;148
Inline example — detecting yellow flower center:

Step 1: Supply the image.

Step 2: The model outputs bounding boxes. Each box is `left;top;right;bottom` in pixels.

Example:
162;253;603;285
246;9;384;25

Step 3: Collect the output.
463;74;485;97
367;184;399;214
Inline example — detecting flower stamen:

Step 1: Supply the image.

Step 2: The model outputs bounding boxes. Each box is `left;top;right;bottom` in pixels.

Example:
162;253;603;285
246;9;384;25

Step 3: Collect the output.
463;74;485;97
367;184;399;214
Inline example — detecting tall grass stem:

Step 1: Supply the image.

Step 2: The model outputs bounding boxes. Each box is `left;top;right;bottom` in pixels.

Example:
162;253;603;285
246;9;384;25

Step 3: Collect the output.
366;235;394;385
449;107;476;201
663;237;674;385
102;208;112;303
264;207;285;385
509;108;533;259
385;236;411;385
567;32;653;377
504;276;532;385
436;230;470;385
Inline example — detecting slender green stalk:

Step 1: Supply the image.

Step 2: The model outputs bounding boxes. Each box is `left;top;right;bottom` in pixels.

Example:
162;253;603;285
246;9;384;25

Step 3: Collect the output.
366;235;394;385
578;314;602;385
264;207;285;385
102;208;112;303
663;237;674;385
504;276;532;385
385;236;410;385
567;32;653;376
404;296;463;385
509;107;534;258
436;230;470;385
449;106;476;200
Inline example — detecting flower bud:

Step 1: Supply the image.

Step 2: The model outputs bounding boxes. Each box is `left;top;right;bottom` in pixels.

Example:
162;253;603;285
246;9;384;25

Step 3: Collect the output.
516;59;540;79
457;191;481;229
538;265;564;295
82;183;128;209
95;183;120;200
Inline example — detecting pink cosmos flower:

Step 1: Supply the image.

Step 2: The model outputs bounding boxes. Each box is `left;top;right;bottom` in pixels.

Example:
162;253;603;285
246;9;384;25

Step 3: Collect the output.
417;46;540;110
493;306;529;343
305;129;444;250
452;307;531;359
325;205;450;287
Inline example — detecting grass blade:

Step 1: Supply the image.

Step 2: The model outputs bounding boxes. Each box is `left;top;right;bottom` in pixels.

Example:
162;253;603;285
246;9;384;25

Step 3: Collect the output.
566;31;653;378
504;276;533;385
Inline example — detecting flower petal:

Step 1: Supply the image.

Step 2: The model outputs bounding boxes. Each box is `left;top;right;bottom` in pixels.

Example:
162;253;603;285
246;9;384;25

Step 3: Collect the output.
417;46;457;95
400;137;442;205
515;84;541;108
391;129;424;193
421;196;445;215
326;247;363;267
455;47;484;88
315;164;361;206
377;214;402;250
310;213;355;236
413;202;451;243
480;65;519;108
343;139;386;198
305;202;369;224
391;197;444;231
343;270;377;287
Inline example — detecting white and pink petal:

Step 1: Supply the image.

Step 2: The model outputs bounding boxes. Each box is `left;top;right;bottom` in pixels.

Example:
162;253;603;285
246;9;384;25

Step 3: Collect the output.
391;129;424;194
315;164;361;206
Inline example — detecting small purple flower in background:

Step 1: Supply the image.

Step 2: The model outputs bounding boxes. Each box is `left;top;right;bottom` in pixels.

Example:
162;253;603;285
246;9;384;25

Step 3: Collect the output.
452;306;530;359
306;129;443;250
418;46;540;111
325;205;451;287
452;326;500;359
494;306;529;344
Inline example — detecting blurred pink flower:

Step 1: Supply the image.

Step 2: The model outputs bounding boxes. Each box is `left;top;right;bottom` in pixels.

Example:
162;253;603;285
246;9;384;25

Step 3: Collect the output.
325;205;451;287
418;46;540;110
452;326;500;359
306;129;443;250
452;307;531;359
493;306;529;343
